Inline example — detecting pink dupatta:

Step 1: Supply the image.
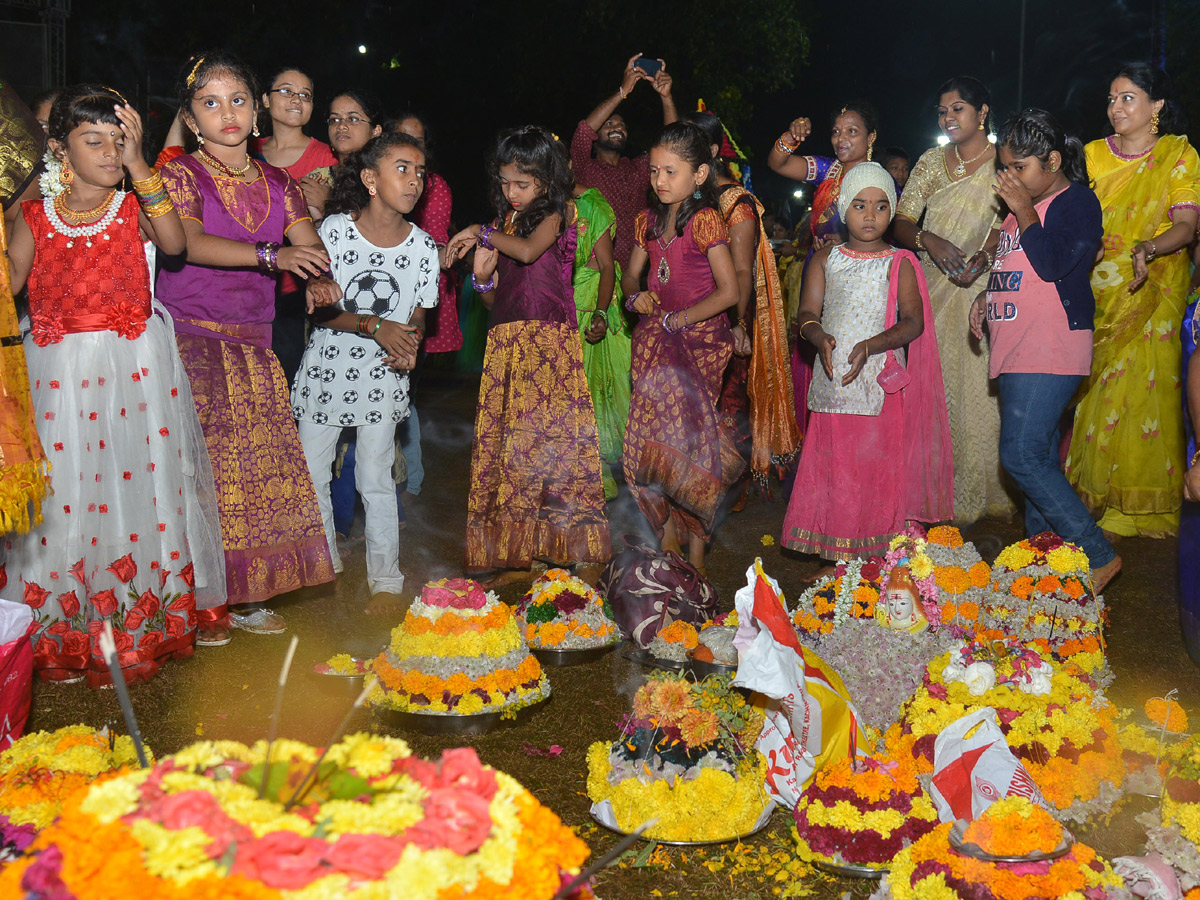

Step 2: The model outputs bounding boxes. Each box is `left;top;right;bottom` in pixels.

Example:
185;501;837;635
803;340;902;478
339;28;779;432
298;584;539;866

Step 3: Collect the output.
887;249;954;523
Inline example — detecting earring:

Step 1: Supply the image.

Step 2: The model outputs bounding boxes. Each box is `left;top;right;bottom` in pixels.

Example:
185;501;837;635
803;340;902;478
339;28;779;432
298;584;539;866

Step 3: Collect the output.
194;131;205;146
59;165;74;188
693;188;702;200
867;143;874;161
368;185;377;197
978;120;986;131
252;121;260;138
1151;110;1160;135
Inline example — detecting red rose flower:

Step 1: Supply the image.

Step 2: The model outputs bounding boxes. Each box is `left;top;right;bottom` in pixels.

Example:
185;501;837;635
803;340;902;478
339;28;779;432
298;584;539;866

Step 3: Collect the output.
138;631;162;651
0;566;6;591
411;789;492;855
393;756;439;788
57;590;80;619
90;588;119;617
112;628;134;654
435;748;497;802
178;563;194;588
107;553;137;584
164;613;187;638
24;582;50;609
46;620;69;637
61;631;90;659
159;567;170;588
232;831;327;890
34;636;57;657
69;558;88;586
325;833;405;880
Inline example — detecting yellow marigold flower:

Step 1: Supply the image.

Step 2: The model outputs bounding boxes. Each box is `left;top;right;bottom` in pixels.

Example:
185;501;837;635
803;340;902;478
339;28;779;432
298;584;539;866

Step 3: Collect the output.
760;534;775;546
911;555;934;580
1047;545;1088;574
996;544;1036;570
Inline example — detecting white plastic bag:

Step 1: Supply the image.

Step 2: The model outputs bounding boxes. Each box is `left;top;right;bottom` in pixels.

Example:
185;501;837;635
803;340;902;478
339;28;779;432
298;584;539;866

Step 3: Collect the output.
0;599;32;645
927;707;1050;822
731;560;868;808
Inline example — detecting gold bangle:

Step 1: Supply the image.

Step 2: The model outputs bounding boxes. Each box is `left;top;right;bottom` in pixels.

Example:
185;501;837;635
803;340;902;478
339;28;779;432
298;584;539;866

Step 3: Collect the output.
914;229;926;252
142;197;175;219
1191;449;1200;468
132;169;165;194
798;318;820;339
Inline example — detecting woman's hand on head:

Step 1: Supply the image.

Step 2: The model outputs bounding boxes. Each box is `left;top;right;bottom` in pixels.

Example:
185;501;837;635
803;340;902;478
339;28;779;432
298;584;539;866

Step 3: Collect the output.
305;276;342;313
277;244;330;280
630;291;661;316
114;104;151;178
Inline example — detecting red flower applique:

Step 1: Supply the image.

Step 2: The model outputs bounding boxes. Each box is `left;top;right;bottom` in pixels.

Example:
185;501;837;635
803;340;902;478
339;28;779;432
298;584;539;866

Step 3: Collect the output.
107;553;137;583
24;582;50;609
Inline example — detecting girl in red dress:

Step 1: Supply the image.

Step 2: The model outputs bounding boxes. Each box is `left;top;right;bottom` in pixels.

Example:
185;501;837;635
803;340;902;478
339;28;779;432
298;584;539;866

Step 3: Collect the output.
0;84;225;686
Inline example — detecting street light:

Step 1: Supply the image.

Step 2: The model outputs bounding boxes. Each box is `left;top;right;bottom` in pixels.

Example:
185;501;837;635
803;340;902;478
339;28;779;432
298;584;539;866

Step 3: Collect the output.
358;44;368;54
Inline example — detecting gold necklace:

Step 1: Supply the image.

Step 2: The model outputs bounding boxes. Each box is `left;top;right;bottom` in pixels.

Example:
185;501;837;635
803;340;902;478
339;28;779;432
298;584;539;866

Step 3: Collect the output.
199;146;252;178
54;189;116;225
952;141;993;178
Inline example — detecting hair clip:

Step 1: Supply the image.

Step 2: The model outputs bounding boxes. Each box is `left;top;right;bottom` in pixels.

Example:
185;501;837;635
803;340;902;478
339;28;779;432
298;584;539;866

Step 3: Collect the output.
104;85;130;106
186;57;205;88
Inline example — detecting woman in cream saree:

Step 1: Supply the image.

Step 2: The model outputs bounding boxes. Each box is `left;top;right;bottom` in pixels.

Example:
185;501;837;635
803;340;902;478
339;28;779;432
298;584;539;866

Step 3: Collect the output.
896;147;1009;523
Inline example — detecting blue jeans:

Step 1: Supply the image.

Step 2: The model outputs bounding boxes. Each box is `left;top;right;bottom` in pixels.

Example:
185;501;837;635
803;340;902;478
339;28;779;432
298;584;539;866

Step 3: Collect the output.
398;406;423;495
997;373;1115;568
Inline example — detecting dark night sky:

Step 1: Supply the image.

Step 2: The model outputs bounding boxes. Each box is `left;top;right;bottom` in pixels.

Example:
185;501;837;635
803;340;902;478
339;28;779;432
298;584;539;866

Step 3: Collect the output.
6;0;1191;224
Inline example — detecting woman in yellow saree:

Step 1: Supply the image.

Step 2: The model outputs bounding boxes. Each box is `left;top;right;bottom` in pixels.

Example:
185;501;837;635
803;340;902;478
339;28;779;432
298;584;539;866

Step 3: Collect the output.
894;76;1011;524
1066;63;1200;538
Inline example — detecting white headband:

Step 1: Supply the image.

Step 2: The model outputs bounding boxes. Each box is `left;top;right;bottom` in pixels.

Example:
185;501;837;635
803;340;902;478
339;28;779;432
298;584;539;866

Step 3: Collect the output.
837;161;898;222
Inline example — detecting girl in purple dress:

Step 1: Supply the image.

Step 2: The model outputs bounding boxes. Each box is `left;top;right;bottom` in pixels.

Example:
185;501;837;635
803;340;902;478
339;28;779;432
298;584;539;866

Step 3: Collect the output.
446;127;610;585
621;122;740;573
158;52;334;643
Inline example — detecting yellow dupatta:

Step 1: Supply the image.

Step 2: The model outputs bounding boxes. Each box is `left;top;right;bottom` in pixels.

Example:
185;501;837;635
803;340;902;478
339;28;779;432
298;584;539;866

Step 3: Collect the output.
1086;134;1194;381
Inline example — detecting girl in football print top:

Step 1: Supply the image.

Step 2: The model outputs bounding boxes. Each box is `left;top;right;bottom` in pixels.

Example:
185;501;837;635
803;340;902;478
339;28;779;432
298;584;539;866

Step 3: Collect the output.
292;133;438;600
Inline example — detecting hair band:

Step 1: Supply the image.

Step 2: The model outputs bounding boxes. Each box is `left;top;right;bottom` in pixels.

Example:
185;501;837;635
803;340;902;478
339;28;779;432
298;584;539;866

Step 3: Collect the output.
186;57;205;88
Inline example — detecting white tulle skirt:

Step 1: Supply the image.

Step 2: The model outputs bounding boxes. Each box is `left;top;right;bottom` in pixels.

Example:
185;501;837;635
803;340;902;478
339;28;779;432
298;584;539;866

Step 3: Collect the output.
0;303;224;685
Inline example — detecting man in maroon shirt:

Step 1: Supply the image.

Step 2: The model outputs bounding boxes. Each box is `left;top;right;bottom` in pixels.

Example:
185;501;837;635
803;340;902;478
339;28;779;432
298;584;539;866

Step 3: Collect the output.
571;52;678;269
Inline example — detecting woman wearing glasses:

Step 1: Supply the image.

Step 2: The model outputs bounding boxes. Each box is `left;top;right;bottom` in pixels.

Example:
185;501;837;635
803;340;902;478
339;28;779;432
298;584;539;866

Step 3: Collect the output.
251;69;340;385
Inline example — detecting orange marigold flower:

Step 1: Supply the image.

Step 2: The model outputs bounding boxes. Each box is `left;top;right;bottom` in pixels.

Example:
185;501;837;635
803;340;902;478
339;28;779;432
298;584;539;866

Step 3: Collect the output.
941;602;958;622
968;561;991;587
934;566;970;594
1146;697;1189;733
957;601;979;621
1062;578;1086;599
1011;576;1035;600
658;620;700;648
1035;575;1063;594
927;526;964;548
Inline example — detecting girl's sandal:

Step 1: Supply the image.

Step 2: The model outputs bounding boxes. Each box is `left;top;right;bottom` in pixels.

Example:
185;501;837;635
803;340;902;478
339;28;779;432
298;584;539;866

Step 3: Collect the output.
196;625;232;647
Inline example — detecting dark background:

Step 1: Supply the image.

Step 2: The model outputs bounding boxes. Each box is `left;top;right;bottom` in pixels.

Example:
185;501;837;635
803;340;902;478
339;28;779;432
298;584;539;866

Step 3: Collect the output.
4;0;1197;225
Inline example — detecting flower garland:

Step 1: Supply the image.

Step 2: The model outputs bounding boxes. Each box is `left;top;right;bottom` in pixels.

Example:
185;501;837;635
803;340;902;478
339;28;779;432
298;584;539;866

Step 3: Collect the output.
986;533;1108;678
792;734;938;869
898;648;1127;823
517;569;619;650
370;652;547;717
0;726;150;830
791;558;881;635
0;735;590;900
586;672;770;842
38;150;64;200
878;822;1125;900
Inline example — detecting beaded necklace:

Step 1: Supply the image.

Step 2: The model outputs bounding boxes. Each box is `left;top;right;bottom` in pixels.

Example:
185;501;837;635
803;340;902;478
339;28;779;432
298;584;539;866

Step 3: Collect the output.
199;146;253;178
44;191;126;249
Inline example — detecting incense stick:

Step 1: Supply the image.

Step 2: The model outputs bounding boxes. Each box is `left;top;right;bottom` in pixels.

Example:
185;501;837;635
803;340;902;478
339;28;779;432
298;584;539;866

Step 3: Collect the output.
98;620;150;768
258;635;299;799
283;676;376;810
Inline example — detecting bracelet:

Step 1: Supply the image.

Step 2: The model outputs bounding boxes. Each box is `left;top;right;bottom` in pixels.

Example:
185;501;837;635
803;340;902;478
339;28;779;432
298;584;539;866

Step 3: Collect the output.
914;230;926;252
255;241;281;275
477;224;497;250
471;273;496;292
798;318;820;341
625;291;640;312
1147;239;1158;261
776;136;799;155
355;315;372;336
131;169;164;194
618;84;628;100
1192;449;1200;468
662;312;678;334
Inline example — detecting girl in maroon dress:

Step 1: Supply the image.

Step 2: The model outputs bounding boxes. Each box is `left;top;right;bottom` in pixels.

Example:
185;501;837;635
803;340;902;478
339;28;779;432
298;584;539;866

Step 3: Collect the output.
622;123;741;573
446;126;610;585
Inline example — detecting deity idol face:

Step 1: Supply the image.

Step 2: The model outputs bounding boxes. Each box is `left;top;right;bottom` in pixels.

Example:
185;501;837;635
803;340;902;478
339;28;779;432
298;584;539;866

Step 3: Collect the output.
886;586;916;626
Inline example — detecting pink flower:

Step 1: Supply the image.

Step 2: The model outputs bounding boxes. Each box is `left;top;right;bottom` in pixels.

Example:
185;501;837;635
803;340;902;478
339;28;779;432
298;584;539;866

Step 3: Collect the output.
434;748;497;802
410;788;492;855
325;833;405;880
392;755;439;788
232;830;328;890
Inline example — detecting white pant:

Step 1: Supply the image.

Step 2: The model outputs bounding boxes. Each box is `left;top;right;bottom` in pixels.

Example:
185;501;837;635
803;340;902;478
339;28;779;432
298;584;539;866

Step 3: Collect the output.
297;419;404;594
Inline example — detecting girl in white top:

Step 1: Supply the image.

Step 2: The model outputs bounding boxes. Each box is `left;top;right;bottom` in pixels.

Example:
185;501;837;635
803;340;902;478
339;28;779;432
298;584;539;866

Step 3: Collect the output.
293;133;438;598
